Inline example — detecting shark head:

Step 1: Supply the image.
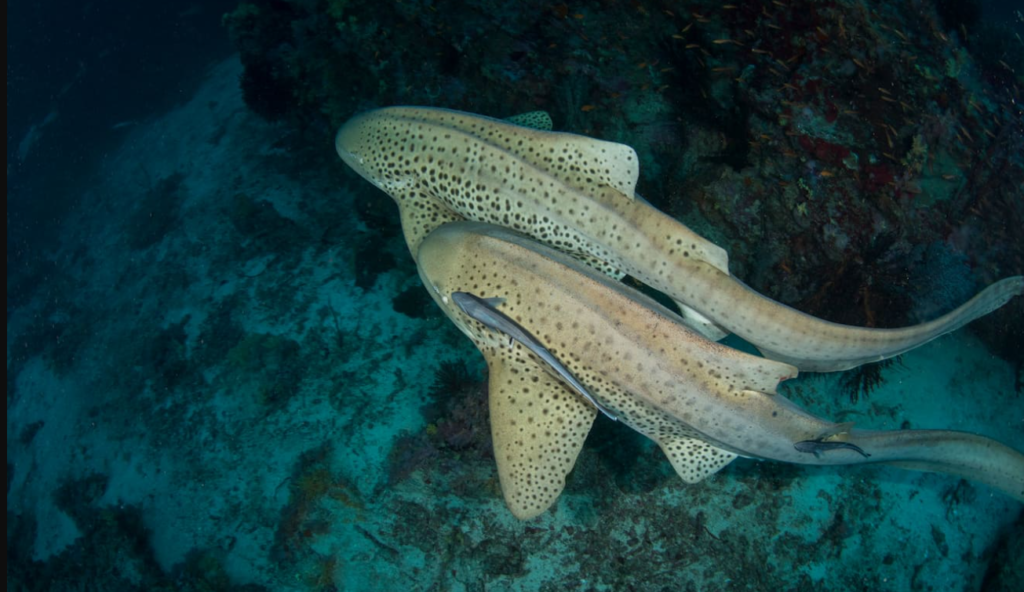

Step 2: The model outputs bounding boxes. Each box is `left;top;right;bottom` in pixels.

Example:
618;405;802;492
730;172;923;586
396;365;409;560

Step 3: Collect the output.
335;109;405;194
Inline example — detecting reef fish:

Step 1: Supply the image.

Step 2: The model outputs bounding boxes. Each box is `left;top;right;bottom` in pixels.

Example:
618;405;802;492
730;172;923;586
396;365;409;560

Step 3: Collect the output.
336;106;1023;372
415;221;1024;519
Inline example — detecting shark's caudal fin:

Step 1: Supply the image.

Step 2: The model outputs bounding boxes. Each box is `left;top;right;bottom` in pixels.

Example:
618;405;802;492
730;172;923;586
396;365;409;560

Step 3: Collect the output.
482;343;598;520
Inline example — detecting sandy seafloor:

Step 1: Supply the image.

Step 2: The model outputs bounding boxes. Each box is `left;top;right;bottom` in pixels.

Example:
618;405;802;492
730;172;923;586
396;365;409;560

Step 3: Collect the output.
7;56;1023;591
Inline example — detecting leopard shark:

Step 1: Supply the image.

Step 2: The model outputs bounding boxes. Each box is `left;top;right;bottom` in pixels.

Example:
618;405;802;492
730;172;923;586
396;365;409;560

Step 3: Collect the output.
336;106;1023;372
414;221;1024;519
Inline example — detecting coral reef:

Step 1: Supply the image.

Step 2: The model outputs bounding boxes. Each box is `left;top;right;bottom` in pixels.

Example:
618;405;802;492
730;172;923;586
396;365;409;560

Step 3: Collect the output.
840;358;899;404
126;171;187;250
272;443;363;589
225;332;305;411
980;511;1024;592
6;473;268;592
386;360;490;486
391;285;433;318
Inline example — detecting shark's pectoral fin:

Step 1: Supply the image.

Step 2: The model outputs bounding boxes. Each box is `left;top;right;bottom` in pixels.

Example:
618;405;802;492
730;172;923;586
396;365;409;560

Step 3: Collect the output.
674;301;731;341
505;111;553;131
484;345;598;519
574;252;629;281
401;192;467;253
656;435;737;483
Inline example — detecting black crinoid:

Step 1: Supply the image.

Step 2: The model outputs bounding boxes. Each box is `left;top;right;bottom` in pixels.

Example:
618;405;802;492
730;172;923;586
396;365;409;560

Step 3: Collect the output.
428;359;478;400
840;357;901;404
420;359;483;424
421;359;491;455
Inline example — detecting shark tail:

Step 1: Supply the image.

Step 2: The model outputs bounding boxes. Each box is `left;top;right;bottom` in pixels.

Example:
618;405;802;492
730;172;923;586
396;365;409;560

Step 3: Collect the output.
847;429;1024;503
756;276;1024;372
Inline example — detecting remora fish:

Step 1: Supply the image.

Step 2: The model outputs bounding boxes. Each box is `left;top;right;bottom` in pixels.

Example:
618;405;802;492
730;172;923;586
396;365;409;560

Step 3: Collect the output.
416;221;1024;519
451;291;618;420
795;440;871;458
336;106;1023;372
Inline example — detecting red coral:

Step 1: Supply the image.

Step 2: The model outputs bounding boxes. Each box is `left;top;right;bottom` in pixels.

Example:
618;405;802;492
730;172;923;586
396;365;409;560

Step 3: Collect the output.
824;101;839;123
859;163;894;194
797;135;851;166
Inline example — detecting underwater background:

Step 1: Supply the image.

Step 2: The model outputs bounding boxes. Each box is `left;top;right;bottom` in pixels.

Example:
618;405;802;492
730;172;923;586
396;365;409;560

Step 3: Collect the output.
6;0;1024;590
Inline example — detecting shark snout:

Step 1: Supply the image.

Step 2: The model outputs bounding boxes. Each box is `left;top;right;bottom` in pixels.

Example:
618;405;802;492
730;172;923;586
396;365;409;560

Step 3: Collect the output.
335;113;370;171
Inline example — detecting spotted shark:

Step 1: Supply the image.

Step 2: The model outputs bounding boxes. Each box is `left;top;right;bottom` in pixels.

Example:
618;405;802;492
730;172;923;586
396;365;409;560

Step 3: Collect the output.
336;106;1023;372
415;221;1024;519
450;291;618;421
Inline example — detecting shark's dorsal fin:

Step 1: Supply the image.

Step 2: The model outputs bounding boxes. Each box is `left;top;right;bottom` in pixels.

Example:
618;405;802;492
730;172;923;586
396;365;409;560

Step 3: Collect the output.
483;343;598;519
505;111;553;131
656;435;737;482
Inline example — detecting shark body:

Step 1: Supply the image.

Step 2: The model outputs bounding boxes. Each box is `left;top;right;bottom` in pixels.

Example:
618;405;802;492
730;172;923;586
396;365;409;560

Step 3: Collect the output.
451;291;618;420
416;221;1024;519
336;106;1023;372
